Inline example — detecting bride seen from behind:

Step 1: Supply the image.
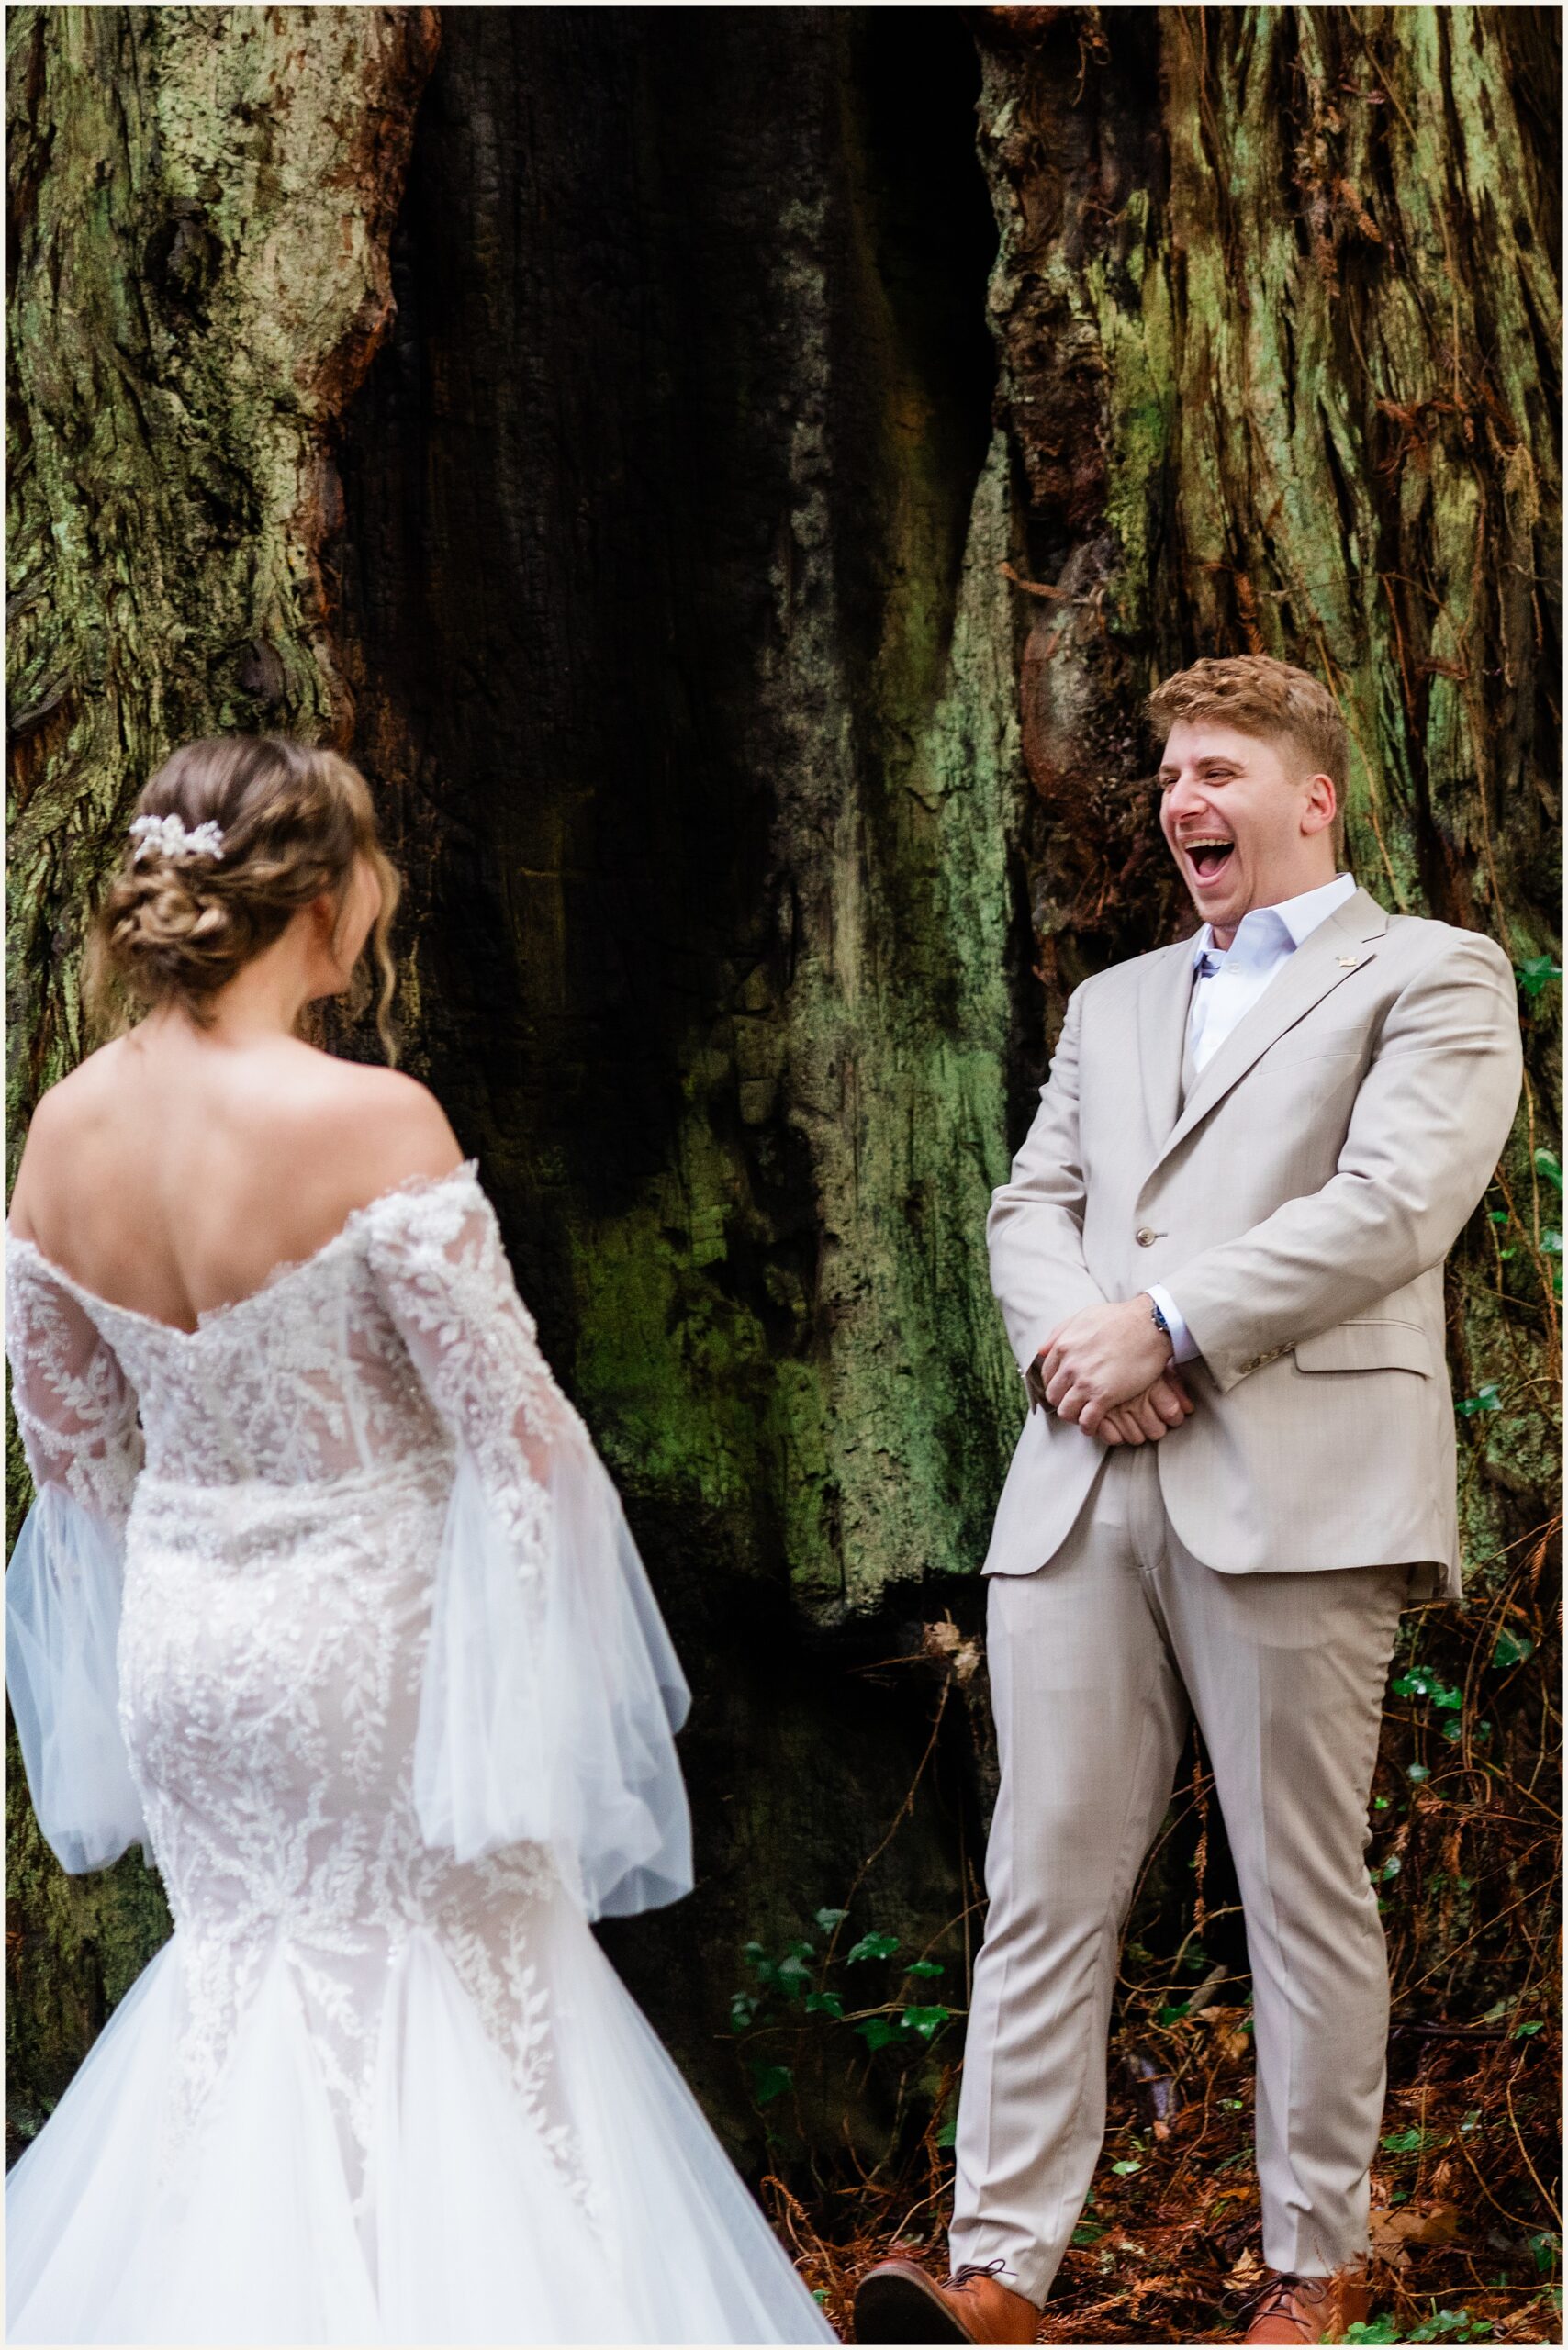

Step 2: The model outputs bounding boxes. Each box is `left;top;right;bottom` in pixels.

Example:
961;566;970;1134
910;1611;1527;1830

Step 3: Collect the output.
5;734;836;2347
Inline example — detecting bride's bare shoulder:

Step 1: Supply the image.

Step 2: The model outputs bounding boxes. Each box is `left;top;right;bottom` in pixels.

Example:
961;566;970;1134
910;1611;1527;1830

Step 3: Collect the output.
22;1035;129;1117
287;1057;466;1211
11;1041;464;1248
8;1046;129;1232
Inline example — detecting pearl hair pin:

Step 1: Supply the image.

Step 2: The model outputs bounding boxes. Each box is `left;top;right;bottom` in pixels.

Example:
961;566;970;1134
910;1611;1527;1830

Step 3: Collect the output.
129;812;227;864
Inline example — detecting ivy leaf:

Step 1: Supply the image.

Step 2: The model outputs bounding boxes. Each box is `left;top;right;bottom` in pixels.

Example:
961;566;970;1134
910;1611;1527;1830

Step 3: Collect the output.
856;2013;903;2051
1492;1628;1535;1669
1456;1382;1502;1417
1534;1147;1563;1195
1111;2157;1142;2176
750;2062;793;2107
1157;2001;1191;2026
813;1907;848;1933
730;1991;757;2032
804;1988;844;2020
901;2004;953;2041
1512;2019;1546;2039
1514;955;1562;1001
743;1940;780;1990
847;1931;901;1965
906;1959;946;1980
1393;1667;1463;1710
776;1953;813;1998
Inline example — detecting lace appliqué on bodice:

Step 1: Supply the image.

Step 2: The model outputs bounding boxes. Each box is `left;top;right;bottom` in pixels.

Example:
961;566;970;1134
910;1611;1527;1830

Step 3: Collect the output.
362;1172;591;1572
6;1166;606;2235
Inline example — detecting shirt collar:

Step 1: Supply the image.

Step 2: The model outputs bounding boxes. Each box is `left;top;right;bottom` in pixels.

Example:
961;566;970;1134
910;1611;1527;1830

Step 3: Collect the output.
1191;871;1357;966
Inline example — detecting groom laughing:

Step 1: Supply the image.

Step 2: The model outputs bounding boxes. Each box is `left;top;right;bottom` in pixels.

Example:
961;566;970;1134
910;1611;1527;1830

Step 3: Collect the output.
857;655;1523;2347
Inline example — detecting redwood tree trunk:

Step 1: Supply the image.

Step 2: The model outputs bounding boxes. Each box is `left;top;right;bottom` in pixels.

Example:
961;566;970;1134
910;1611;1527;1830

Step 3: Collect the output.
6;10;1559;2295
969;0;1559;1993
6;0;440;2142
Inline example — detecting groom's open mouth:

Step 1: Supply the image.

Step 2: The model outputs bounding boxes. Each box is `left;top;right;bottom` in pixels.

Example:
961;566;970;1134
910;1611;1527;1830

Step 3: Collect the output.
1181;836;1237;886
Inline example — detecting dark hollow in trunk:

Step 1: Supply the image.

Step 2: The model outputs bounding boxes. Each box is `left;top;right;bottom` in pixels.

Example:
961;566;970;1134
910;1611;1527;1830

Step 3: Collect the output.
331;3;1006;2159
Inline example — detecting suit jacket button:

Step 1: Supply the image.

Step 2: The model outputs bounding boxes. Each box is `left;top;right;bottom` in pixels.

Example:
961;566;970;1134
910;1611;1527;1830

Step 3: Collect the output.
1136;1226;1157;1247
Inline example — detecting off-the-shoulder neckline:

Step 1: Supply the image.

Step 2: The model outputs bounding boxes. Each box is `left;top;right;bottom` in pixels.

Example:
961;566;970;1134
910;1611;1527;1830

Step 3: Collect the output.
4;1157;482;1341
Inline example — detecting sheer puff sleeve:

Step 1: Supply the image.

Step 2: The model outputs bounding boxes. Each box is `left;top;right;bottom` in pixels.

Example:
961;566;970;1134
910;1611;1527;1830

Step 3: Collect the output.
5;1231;149;1874
364;1164;692;1920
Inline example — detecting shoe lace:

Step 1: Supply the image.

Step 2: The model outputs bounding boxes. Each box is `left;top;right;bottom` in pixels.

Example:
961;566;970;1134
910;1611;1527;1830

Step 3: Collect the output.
1246;2272;1331;2326
950;2259;1011;2290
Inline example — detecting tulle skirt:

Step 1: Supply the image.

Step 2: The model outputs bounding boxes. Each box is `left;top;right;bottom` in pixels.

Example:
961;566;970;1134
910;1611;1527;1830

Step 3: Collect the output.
6;1906;835;2345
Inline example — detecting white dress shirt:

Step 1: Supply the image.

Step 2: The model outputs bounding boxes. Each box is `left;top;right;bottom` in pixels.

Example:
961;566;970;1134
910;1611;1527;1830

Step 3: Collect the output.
1147;871;1357;1366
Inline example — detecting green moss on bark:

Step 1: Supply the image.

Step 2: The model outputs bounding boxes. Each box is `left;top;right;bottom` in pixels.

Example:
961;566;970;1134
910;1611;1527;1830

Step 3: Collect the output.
6;2;438;2148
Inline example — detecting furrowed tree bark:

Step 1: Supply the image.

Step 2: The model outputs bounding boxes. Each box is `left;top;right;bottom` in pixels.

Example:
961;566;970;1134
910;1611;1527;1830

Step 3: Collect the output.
6;0;440;2146
969;0;1560;2070
329;4;1009;2154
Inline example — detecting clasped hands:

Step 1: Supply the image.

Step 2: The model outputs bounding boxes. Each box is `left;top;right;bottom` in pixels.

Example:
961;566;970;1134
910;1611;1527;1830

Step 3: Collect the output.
1026;1296;1194;1447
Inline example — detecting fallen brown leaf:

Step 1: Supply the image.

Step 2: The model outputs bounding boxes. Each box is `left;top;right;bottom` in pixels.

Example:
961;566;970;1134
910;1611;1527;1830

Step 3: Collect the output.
1370;2202;1462;2267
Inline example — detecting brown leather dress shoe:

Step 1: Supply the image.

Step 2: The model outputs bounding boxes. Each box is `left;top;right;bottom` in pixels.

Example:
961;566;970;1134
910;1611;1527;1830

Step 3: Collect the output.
854;2256;1038;2345
1242;2264;1373;2344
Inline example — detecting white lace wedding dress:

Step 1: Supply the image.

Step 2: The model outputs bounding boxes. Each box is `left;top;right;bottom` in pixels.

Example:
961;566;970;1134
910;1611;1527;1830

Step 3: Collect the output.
4;1159;834;2346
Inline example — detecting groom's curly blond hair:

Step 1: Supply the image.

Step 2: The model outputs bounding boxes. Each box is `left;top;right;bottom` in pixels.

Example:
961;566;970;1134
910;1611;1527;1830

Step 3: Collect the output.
1148;654;1349;853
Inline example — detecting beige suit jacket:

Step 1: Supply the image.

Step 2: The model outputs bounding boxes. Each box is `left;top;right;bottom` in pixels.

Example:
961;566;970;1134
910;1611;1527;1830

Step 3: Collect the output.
983;888;1524;1598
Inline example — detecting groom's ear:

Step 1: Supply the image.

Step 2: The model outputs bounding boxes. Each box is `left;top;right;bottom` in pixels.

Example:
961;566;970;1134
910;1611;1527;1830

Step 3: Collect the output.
1298;768;1338;843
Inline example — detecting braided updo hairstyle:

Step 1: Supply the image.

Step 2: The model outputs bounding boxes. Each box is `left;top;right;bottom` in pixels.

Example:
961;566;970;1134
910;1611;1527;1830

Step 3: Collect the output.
84;736;404;1062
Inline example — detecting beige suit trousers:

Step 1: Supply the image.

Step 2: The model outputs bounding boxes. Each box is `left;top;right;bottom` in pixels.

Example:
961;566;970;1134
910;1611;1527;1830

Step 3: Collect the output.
949;1444;1411;2304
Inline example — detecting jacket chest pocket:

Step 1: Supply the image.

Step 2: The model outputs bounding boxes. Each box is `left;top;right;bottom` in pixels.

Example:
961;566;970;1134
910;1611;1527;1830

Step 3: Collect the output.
1254;1037;1367;1079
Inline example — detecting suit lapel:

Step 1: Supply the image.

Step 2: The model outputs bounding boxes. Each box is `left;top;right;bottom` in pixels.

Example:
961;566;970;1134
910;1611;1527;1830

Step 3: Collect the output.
1138;887;1390;1190
1137;936;1203;1151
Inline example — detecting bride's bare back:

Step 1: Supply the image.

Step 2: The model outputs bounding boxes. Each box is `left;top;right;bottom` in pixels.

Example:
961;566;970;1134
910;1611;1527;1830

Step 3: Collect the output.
9;1022;462;1335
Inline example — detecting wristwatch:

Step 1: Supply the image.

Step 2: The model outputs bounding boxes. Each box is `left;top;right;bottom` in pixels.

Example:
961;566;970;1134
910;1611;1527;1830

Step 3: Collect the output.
1148;1293;1173;1353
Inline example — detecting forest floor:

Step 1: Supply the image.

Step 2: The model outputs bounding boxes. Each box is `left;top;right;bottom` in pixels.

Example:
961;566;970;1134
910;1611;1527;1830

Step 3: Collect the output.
741;1537;1562;2348
766;2017;1562;2344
